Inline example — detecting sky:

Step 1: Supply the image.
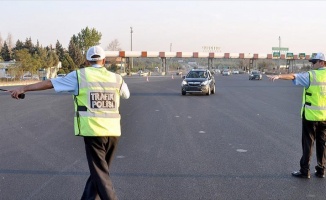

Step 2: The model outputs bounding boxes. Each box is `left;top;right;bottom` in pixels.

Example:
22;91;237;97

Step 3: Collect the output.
1;1;325;55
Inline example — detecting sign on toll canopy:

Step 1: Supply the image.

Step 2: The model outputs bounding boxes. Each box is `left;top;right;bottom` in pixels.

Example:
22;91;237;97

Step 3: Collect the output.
286;53;294;59
273;52;280;58
272;47;289;51
299;53;306;59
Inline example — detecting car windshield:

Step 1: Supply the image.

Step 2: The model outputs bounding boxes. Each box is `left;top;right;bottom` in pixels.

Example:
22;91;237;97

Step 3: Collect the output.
199;71;207;78
187;72;198;78
252;71;260;74
187;71;207;78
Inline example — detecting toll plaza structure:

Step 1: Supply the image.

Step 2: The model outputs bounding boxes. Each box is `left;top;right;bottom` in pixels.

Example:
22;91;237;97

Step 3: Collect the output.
105;51;313;75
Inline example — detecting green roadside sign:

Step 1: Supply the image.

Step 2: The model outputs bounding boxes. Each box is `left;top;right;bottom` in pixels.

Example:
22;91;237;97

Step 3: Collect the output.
311;53;317;59
286;53;294;59
272;47;289;51
273;52;280;57
299;53;305;59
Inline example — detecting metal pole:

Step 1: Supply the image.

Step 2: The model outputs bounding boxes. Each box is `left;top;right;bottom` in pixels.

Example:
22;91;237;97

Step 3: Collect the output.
121;58;123;73
130;27;133;69
278;36;281;72
169;43;172;74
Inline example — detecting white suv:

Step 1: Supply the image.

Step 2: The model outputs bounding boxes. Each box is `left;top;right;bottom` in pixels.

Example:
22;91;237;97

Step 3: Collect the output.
222;70;231;76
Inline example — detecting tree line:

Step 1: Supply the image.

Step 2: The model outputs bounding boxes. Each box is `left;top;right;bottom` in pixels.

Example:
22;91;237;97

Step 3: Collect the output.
0;27;122;78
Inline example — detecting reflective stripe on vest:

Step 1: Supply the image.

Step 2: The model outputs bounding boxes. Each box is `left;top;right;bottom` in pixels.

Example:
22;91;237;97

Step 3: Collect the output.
74;67;122;136
301;70;326;121
79;76;121;89
75;111;120;118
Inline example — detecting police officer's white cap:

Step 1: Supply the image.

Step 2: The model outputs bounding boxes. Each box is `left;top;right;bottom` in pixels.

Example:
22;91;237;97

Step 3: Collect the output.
86;46;106;61
309;52;326;62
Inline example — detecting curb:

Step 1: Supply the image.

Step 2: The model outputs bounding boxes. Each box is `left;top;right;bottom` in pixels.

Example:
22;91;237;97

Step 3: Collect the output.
0;81;40;87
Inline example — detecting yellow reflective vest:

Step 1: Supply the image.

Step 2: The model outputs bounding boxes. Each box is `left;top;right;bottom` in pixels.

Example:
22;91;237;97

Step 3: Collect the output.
301;70;326;121
74;67;123;136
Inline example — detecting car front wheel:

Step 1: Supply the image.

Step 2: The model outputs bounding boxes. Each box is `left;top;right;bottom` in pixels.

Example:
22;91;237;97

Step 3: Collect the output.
211;84;216;94
206;86;211;96
182;90;186;95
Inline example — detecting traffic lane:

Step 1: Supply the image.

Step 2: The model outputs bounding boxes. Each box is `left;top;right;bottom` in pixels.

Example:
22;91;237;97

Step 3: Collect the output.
114;75;326;199
0;89;87;199
0;75;325;199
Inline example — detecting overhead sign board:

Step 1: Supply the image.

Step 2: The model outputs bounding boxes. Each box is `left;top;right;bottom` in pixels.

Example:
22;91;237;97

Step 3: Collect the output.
299;53;305;59
311;53;317;59
286;53;294;59
273;52;280;58
272;47;289;51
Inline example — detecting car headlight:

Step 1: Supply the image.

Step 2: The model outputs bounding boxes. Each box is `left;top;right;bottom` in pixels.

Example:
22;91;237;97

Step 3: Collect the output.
201;80;208;86
181;80;187;86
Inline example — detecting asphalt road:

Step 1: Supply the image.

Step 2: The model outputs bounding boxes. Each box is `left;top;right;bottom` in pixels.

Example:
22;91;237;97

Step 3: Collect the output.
1;73;326;200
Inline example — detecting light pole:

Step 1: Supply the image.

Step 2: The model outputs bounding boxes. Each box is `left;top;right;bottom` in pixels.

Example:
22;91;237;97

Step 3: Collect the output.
169;43;172;73
130;27;133;69
278;36;281;72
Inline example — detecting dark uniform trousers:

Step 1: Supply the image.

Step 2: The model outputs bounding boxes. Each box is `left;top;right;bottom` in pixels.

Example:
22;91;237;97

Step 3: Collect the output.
81;136;119;200
300;115;326;175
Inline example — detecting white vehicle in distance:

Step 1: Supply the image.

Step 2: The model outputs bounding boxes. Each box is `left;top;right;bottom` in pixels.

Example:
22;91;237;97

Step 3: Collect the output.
21;74;39;80
222;70;231;76
4;74;15;80
232;70;239;74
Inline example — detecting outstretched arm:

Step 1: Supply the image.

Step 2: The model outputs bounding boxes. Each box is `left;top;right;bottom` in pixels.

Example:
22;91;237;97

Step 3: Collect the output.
9;80;54;99
267;73;296;82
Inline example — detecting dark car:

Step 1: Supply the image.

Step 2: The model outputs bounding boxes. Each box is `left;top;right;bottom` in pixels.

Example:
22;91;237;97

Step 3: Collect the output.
181;69;215;95
249;71;262;80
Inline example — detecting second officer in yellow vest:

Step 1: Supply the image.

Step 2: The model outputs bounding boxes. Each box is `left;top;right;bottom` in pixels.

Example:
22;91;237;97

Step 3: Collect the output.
267;52;326;179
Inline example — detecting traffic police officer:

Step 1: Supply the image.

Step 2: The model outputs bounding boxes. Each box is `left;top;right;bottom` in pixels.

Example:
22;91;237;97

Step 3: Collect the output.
10;45;130;199
267;52;326;179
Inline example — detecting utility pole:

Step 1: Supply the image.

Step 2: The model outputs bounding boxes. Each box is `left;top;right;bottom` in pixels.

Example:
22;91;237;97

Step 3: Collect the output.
278;36;281;72
130;27;133;69
272;36;288;74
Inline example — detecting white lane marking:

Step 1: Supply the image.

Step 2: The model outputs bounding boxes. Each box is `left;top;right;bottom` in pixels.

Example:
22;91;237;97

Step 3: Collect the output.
236;149;247;153
116;155;125;159
199;131;206;133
